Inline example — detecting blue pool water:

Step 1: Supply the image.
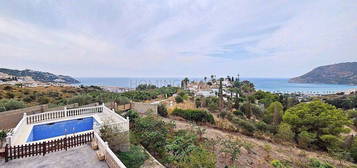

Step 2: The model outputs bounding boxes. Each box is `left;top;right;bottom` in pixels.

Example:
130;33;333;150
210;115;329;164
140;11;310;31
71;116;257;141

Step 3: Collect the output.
27;117;97;142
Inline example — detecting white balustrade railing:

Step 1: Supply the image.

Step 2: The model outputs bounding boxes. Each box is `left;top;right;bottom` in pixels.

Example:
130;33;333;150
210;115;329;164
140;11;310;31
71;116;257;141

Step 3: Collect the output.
26;105;104;124
103;106;127;122
66;105;103;117
26;110;65;124
102;106;129;132
105;121;129;133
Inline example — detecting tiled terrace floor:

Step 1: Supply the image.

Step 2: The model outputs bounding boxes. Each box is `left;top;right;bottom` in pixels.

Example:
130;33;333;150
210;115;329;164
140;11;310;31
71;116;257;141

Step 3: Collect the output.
0;145;108;168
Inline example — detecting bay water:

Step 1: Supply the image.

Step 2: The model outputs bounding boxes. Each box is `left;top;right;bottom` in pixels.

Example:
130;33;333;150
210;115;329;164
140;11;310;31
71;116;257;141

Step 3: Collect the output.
76;77;357;94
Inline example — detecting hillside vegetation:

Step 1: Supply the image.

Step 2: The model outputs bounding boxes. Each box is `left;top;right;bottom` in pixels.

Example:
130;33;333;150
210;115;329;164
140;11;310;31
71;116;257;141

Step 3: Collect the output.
150;77;357;167
0;84;178;112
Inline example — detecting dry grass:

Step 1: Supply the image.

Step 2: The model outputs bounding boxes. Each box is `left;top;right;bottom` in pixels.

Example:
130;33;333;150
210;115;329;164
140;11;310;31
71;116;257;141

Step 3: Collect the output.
167;97;198;114
0;85;84;106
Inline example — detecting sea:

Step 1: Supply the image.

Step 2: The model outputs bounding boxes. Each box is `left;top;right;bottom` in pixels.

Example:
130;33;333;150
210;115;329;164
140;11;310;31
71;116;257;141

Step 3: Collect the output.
76;77;357;95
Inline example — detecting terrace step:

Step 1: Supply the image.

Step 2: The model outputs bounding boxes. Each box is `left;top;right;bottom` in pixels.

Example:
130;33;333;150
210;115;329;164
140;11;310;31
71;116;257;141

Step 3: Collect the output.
96;151;105;161
91;141;98;150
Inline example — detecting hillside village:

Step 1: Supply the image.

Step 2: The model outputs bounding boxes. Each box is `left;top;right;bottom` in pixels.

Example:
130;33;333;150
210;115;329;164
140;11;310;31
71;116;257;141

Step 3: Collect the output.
0;68;79;87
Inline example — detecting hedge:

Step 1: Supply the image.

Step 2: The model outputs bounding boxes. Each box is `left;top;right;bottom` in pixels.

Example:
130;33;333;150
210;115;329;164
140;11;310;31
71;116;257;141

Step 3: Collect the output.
172;108;215;124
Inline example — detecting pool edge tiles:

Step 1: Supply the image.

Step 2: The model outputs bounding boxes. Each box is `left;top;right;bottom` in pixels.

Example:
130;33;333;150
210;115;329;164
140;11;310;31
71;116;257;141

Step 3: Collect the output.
26;117;99;143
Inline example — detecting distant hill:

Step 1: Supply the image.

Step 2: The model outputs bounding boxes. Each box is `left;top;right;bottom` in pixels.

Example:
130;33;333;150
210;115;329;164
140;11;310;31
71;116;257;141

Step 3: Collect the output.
289;62;357;85
0;68;79;84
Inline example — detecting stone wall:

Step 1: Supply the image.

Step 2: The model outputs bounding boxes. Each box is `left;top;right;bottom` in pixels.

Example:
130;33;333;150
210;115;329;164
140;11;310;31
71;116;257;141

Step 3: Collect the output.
104;102;131;112
131;102;158;115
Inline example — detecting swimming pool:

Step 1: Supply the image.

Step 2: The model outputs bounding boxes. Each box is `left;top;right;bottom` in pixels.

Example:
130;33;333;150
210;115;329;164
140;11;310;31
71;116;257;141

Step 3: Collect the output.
27;117;98;142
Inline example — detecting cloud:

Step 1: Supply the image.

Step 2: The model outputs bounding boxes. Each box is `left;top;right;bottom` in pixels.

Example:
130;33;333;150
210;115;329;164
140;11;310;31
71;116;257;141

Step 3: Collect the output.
241;0;357;76
0;17;118;72
0;0;356;77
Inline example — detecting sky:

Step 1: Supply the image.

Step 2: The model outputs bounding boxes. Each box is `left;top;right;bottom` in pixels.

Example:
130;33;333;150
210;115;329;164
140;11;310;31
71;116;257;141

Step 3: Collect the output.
0;0;356;78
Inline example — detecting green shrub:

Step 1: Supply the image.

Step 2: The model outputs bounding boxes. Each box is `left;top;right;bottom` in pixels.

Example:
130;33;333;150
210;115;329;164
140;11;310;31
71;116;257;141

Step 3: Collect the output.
264;101;284;125
5;92;15;99
232;119;256;136
320;135;343;151
48;91;60;98
255;121;268;132
308;158;334;168
347;109;357;127
136;84;157;90
177;148;216;168
66;95;93;106
132;115;173;155
114;96;130;105
350;138;357;162
124;110;139;123
175;96;184;103
3;85;12;91
0;99;26;112
271;159;290;168
37;96;50;104
207;102;219;112
297;131;316;149
205;96;219;112
195;98;202;108
233;110;244;117
0;130;7;140
240;103;253;119
268;125;279;134
178;91;186;97
117;145;148;168
283;100;351;150
251;104;264;119
218;111;228;119
22;96;34;103
276;123;294;142
158;104;168;117
172;108;215;124
165;130;199;163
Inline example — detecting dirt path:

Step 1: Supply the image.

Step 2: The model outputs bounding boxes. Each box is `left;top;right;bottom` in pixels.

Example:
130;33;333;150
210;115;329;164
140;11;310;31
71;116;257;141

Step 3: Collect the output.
162;117;356;168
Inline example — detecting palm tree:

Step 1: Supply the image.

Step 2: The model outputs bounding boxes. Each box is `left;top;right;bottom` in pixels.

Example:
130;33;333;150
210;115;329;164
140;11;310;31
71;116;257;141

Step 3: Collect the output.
226;76;231;82
211;75;216;84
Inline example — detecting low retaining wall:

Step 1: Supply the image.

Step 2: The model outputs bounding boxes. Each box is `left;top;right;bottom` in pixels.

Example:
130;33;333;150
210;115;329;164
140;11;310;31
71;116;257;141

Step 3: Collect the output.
0;105;47;129
94;132;127;168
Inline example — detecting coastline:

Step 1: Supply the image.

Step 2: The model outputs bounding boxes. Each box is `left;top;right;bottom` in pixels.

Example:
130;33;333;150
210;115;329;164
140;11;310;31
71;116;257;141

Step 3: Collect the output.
76;77;357;95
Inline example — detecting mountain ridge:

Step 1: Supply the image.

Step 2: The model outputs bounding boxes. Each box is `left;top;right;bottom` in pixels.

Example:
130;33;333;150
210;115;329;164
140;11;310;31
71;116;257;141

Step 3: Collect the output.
0;68;79;84
289;62;357;85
